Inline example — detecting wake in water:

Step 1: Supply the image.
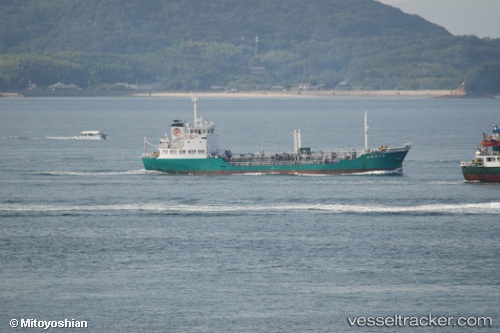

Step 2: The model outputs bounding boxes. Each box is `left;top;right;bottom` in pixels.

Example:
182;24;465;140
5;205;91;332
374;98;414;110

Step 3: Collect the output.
347;168;403;176
44;136;80;140
38;169;152;176
2;201;499;215
1;135;111;140
206;169;404;177
1;136;42;140
2;136;103;140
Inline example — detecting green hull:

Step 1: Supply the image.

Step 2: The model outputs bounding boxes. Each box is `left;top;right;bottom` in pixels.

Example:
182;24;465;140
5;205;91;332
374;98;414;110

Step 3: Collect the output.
142;150;409;175
461;166;500;182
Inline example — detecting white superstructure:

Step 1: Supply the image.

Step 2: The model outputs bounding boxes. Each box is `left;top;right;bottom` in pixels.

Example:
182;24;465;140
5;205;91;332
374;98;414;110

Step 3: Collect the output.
144;96;219;159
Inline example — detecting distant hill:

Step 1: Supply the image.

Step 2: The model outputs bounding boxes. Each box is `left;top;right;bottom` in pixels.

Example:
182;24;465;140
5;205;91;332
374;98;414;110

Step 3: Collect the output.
1;0;500;92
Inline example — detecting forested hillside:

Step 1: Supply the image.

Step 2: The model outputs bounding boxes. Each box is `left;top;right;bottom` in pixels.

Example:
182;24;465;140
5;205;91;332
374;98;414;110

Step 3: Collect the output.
1;0;500;92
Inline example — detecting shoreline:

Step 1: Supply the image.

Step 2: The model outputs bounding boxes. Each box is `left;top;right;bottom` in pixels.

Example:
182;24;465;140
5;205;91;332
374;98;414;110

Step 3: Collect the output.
3;89;498;99
134;89;457;98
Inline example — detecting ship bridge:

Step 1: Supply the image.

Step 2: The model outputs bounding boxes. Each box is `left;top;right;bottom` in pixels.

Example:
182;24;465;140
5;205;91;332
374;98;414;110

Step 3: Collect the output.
143;96;219;159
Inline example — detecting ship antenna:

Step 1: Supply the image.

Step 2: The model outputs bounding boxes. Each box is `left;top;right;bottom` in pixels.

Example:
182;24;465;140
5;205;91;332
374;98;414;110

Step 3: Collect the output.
192;95;198;127
364;111;369;151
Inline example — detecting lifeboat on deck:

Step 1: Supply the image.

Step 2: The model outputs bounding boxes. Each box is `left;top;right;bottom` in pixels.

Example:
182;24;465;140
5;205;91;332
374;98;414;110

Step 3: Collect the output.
481;136;500;147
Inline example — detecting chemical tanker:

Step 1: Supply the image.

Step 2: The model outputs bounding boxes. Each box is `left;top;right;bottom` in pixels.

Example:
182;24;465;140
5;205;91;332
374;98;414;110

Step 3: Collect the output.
142;97;411;175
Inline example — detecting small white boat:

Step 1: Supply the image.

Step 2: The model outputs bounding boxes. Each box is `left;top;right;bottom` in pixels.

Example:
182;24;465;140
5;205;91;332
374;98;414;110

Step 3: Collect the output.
78;131;107;140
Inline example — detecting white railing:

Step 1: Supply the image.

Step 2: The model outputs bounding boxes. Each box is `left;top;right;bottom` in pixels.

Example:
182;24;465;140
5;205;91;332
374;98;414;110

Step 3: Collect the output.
228;159;333;167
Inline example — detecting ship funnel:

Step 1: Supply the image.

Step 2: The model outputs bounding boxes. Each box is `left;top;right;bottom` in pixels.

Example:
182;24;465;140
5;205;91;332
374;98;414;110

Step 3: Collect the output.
293;129;302;154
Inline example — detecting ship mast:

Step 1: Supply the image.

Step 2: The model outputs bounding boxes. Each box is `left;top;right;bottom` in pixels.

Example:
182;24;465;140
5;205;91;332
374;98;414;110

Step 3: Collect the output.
298;129;302;151
364;111;369;151
192;95;198;127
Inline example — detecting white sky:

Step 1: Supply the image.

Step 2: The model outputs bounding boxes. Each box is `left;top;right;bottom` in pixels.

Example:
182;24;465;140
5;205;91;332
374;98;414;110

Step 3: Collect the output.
377;0;500;39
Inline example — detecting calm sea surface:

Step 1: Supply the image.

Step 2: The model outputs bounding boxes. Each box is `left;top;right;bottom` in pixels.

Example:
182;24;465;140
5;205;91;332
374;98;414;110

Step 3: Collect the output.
1;96;499;332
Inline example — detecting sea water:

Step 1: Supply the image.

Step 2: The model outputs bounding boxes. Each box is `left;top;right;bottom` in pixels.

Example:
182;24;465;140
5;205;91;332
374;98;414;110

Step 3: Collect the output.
0;96;499;332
